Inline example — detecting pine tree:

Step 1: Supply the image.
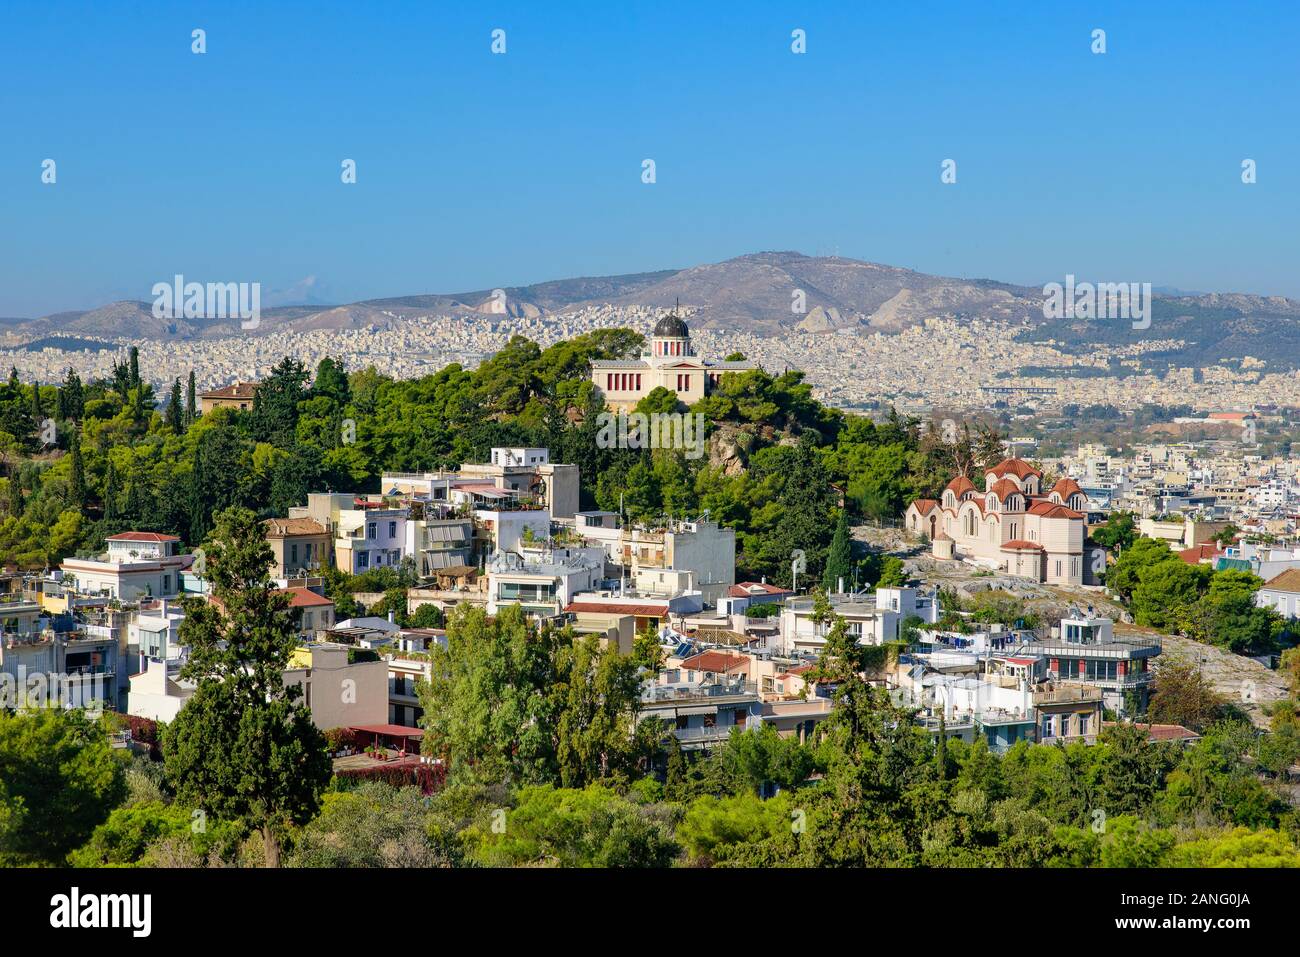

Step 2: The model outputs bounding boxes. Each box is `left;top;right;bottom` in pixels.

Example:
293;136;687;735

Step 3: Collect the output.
68;431;86;509
165;378;183;432
822;510;852;593
186;371;197;424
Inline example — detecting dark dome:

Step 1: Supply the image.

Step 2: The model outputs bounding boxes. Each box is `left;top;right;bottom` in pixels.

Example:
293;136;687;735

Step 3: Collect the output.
653;313;689;338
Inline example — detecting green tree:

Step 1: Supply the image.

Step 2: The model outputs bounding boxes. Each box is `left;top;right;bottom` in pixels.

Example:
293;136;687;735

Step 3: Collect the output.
821;510;852;592
165;377;184;432
1148;658;1228;732
469;784;678;867
163;506;331;867
251;357;310;447
407;603;444;629
186;371;197;424
289;782;453;867
0;709;127;865
61;367;85;421
311;357;351;406
1091;511;1137;552
103;458;120;521
68;429;86;508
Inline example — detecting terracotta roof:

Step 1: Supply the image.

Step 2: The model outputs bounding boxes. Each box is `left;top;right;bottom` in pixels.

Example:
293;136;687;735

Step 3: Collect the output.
1262;568;1300;593
1026;501;1084;519
679;651;749;673
1104;721;1200;743
107;532;181;543
1001;539;1044;551
986;458;1042;480
1051;478;1084;498
987;478;1023;501
281;586;334;608
945;475;975;495
728;582;792;598
263;517;328;537
564;601;668;617
911;498;939;513
200;381;257;400
1143;724;1200;742
1178;544;1222;565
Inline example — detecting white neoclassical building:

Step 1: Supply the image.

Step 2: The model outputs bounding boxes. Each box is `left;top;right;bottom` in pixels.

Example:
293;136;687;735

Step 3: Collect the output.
590;313;755;411
905;459;1092;586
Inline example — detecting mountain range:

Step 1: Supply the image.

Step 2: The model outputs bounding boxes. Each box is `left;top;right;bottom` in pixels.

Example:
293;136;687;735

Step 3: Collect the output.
6;252;1300;368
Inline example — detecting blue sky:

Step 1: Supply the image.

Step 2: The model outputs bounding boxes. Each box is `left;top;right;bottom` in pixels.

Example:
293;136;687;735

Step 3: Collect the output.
0;0;1296;316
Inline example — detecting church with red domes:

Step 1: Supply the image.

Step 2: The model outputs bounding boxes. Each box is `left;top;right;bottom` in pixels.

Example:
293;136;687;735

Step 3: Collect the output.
904;458;1095;586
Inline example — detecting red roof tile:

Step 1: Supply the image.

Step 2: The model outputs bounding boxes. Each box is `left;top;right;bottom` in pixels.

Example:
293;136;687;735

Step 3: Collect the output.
986;458;1042;480
564;602;668;617
1178;544;1222;565
679;651;749;673
281;586;334;608
728;582;793;598
987;478;1023;500
945;475;975;495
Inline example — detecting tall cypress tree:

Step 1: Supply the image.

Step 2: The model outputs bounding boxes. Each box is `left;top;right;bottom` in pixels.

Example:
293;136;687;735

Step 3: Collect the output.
61;368;85;421
129;346;140;389
822;510;852;593
7;472;22;518
166;378;183;432
186;371;197;425
30;380;41;422
103;459;120;521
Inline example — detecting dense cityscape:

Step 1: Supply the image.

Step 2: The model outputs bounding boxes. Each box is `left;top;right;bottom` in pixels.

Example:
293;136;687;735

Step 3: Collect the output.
4;0;1296;943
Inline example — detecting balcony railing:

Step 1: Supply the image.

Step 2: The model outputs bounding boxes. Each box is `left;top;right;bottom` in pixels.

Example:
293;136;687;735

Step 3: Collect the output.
916;714;976;732
1036;639;1162;659
674;724;740;744
1033;685;1104;705
642;681;758;704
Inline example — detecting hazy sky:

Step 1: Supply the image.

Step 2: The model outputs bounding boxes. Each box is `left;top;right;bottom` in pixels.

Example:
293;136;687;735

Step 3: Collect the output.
1;0;1296;316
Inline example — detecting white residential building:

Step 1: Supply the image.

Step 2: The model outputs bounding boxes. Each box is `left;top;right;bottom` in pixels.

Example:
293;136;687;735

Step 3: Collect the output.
60;532;191;601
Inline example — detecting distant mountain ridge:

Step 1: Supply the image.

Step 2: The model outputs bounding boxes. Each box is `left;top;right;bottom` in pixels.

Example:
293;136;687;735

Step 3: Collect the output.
7;251;1300;367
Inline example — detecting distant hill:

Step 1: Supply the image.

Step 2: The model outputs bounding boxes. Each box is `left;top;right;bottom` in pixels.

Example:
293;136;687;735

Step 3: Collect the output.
7;252;1300;368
